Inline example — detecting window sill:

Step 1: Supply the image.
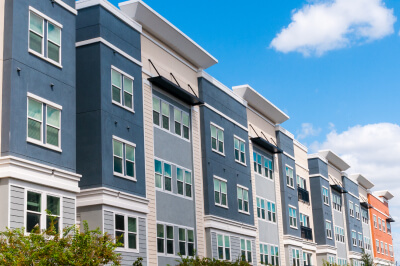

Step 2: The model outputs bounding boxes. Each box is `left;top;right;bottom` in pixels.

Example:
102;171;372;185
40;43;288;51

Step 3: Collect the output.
287;185;295;190
289;225;298;230
113;172;137;182
29;49;63;69
238;210;250;215
235;160;247;167
112;100;135;113
212;149;225;157
27;138;62;153
215;203;228;209
115;247;139;253
323;203;330;207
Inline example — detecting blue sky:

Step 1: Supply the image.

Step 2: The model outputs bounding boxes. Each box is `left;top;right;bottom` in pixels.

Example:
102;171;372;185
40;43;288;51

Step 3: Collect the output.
107;0;400;260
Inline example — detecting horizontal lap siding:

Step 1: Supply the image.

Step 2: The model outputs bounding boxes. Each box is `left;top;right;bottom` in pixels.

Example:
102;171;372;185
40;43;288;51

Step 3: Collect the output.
63;197;75;228
10;186;24;229
231;236;240;261
104;210;114;235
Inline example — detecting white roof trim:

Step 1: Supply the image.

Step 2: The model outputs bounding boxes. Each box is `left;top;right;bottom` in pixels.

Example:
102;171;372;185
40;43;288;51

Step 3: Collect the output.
275;125;294;139
308;153;328;164
294;139;308;152
198;71;247;106
318;150;350;171
232;85;289;124
350;173;374;189
76;0;142;33
373;190;394;201
119;0;217;69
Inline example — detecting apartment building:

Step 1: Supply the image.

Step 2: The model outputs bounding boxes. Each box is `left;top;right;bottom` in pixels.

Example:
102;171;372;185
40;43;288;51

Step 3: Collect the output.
0;0;79;235
0;0;396;266
233;85;287;266
369;191;395;265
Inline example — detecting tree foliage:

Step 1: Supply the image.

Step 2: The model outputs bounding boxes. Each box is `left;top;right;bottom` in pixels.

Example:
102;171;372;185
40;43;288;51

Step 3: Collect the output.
0;220;121;266
175;253;252;266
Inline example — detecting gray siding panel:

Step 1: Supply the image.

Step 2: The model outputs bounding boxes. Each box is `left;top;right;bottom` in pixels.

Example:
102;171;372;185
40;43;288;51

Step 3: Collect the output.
10;186;24;229
63;198;75;228
104;210;114;236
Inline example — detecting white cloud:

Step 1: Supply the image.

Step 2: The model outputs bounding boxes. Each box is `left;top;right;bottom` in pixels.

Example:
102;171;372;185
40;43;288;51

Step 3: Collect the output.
297;123;321;140
311;123;400;259
270;0;396;56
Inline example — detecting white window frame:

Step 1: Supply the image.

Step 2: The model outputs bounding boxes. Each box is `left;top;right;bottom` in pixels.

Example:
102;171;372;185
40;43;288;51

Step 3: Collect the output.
376;239;380;253
355;204;360;220
362;209;368;224
352;230;357;246
240;238;253;263
326;220;332;239
381;241;384;255
292;248;301;266
373;215;377;228
234;135;246;166
286;165;294;189
332;193;342;212
382;220;386;233
111;66;134;112
297;175;306;190
214;176;228;208
210;122;224;155
217;234;231;261
264;157;274;180
112;136;136;181
28;7;63;68
349;201;354;217
358;232;363;248
114;212;139;253
237;185;249;214
253;151;262;175
172;107;190;141
378;217;382;230
300;213;309;228
289;205;298;229
322;186;330;206
27;93;62;152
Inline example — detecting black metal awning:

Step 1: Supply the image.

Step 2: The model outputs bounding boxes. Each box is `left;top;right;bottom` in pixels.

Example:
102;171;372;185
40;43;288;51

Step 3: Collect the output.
251;137;283;154
330;184;348;194
148;76;204;105
387;217;395;223
360;202;373;209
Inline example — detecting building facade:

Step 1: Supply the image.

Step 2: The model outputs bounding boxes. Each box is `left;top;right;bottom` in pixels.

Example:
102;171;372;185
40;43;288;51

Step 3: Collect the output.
0;0;396;265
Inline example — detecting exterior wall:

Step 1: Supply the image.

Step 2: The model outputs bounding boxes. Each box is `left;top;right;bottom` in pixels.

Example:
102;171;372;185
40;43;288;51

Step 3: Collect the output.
0;0;4;150
368;194;394;263
2;0;77;172
76;5;145;196
359;186;373;256
276;130;300;238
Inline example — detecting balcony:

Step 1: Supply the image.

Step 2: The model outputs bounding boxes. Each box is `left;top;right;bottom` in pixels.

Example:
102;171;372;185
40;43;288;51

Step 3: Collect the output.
298;187;310;204
301;226;313;241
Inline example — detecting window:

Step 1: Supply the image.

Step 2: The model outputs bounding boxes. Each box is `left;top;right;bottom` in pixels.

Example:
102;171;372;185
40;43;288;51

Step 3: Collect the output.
177;168;192;198
157;224;164;253
326;221;332;239
358;233;363;248
179;228;186;256
234;137;246;164
286;166;294;188
113;137;136;179
46;195;60;234
217;234;230;261
289;206;297;228
115;214;137;250
111;67;134;111
387;222;391;234
335;226;345;243
29;9;62;64
253;152;262;175
257;197;276;222
272;246;279;266
237;186;249;213
364;237;371;250
155;160;162;189
352;231;357;246
376;239;380;253
297;175;306;189
385;243;388;255
373;215;377;228
257;197;266;220
362;209;368;224
260;244;268;265
187;229;194;256
381;241;384;255
174;109;190;140
26;191;41;233
27;96;61;149
303;252;312;266
240;239;252;263
332;194;342;211
300;213;309;227
214;177;227;207
328;256;336;266
153;97;160;126
211;124;224;154
349;201;354;217
389;245;393;257
166;225;174;254
161;102;170;130
268;202;276;222
163;163;172;191
323;187;329;205
355;204;360;220
382;220;386;233
264;158;273;179
378;217;382;230
292;249;300;266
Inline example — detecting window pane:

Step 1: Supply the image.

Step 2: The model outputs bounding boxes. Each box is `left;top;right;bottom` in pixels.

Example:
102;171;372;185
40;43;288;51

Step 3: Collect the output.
211;125;216;138
221;194;227;206
28;99;42;120
113;140;123;157
182;113;189;127
47;107;60;127
240;142;245;152
167;226;173;239
112;86;121;103
112;69;121;87
185;172;191;184
153;97;160;112
116;231;124;246
183;126;189;139
155;160;162;174
164;164;171;177
46;215;59;234
114;157;123;174
115;215;124;230
214;179;220;191
221;181;227;193
157;224;164;237
237;187;243;199
48;42;60;63
28;119;41;141
30;12;43;34
218;130;224;141
179;228;186;241
128;217;136;232
165;177;171;191
29;32;42;54
26;212;40;233
128;233;137;249
46;126;59;146
157;238;164;253
243;190;248;201
218;235;223;246
188;230;194;242
234;138;239;149
27;191;41;212
48;23;60;45
124;92;133;109
177;168;183;181
126;145;135;161
175;121;181;135
46;195;60;216
162;102;169;116
174;108;181;121
123;77;133;94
